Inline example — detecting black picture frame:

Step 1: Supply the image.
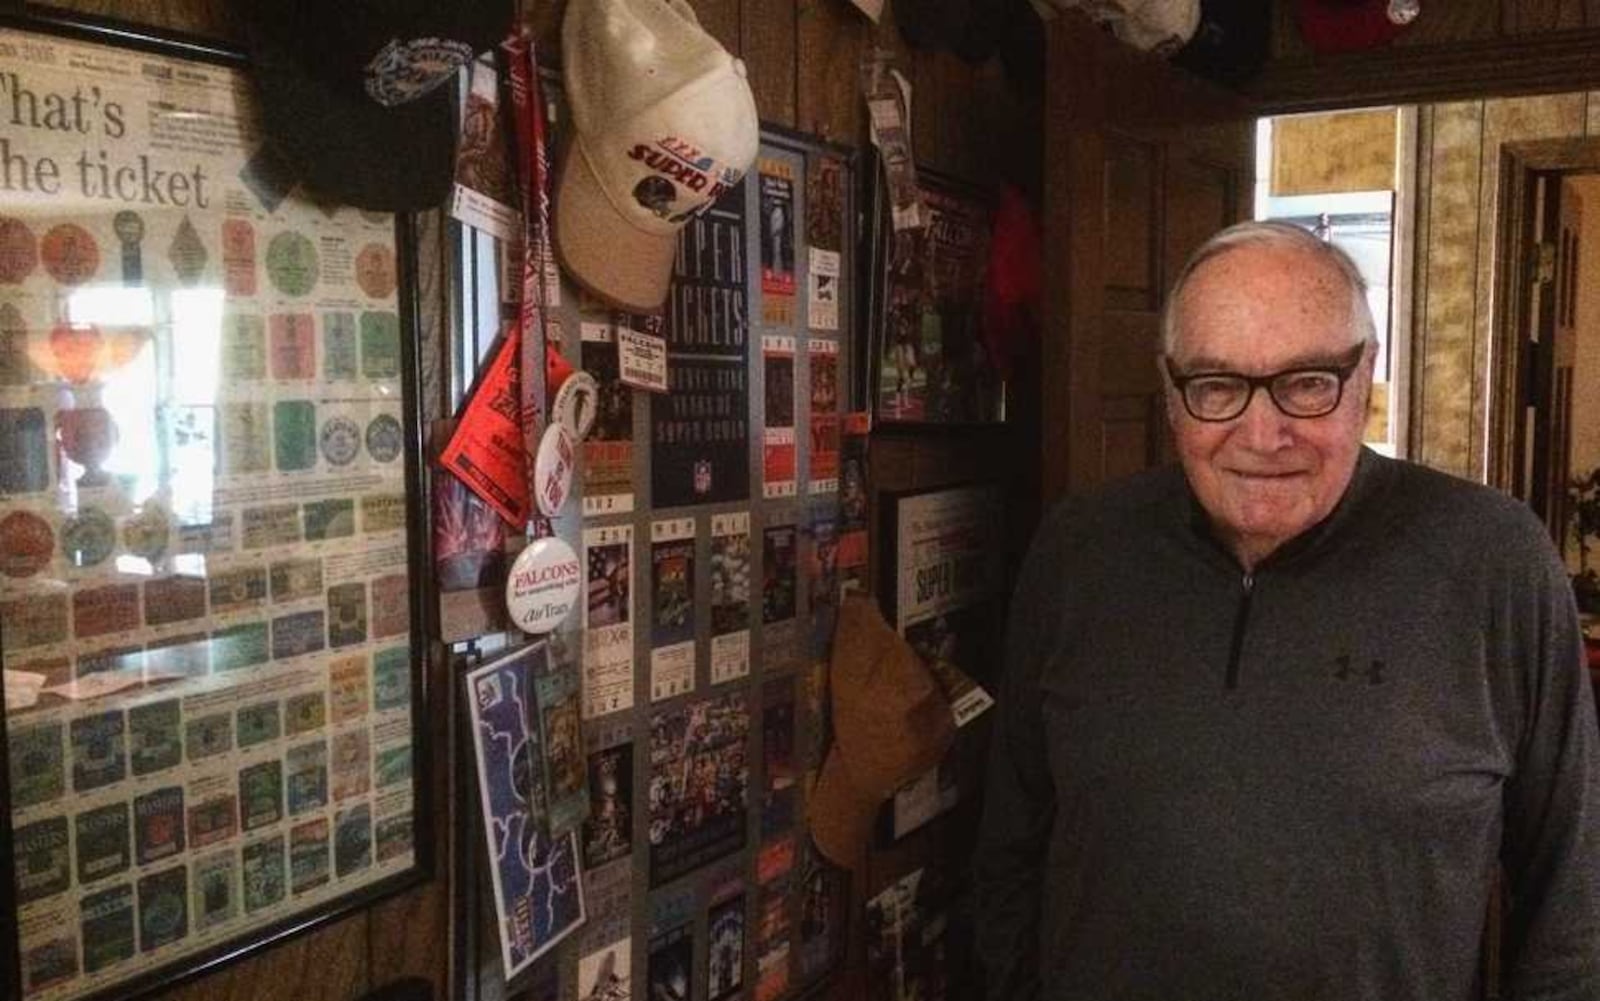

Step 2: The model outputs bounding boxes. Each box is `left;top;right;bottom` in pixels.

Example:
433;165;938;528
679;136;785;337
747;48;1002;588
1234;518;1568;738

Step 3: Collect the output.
0;11;435;1001
875;482;1005;842
862;156;1005;428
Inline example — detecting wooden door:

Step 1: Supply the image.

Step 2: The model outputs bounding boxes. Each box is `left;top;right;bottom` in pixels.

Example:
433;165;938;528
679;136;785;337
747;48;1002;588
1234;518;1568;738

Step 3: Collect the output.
1041;13;1256;501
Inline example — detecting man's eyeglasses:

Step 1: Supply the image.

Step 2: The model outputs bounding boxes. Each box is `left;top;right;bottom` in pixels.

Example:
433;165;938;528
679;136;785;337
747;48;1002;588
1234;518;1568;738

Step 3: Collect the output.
1164;343;1367;423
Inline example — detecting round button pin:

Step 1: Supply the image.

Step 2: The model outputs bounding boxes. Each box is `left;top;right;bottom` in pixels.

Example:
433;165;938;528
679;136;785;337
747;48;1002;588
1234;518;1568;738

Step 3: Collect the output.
552;369;599;440
533;422;576;518
504;536;581;634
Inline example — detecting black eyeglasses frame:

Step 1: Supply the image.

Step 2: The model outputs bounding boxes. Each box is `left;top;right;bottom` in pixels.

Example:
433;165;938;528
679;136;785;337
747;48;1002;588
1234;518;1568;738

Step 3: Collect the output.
1163;342;1368;423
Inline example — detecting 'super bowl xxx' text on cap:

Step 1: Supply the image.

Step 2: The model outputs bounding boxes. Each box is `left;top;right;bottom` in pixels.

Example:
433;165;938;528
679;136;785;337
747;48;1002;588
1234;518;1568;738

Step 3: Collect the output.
557;0;760;314
1297;0;1419;54
242;0;510;212
808;594;956;869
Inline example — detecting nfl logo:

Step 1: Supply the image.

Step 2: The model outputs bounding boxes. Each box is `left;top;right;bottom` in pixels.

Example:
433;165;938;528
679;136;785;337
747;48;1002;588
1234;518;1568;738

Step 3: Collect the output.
694;460;712;495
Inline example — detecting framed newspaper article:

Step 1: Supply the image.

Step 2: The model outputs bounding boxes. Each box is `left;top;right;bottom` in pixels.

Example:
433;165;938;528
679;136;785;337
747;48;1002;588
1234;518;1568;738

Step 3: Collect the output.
864;164;1004;427
0;14;432;1001
877;483;1004;840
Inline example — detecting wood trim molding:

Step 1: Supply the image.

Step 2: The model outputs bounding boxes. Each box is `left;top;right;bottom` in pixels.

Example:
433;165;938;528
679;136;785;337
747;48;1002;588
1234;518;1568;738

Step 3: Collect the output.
1489;148;1534;495
1244;29;1600;115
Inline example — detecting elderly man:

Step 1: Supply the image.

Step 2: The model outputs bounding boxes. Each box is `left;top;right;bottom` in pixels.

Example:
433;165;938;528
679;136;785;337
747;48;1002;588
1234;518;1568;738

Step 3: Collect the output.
975;221;1600;1000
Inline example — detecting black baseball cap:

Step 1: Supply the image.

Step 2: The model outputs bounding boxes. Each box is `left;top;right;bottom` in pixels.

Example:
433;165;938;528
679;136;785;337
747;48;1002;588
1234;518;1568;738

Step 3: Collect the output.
241;0;511;212
1171;0;1270;88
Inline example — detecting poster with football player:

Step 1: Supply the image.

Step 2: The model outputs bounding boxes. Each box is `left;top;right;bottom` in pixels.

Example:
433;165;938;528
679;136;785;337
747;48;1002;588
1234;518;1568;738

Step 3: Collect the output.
648;692;750;886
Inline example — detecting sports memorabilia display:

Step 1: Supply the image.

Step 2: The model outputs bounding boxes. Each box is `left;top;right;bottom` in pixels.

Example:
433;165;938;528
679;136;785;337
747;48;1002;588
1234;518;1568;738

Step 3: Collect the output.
0;20;429;1001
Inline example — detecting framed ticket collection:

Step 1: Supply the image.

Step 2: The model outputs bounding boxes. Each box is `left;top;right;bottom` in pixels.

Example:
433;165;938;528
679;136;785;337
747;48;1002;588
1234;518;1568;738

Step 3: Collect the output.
450;117;861;1001
0;16;431;1001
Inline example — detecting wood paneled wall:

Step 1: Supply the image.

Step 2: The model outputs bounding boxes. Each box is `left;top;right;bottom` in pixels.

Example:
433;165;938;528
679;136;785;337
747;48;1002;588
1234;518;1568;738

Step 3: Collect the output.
65;0;1036;187
12;2;1040;1000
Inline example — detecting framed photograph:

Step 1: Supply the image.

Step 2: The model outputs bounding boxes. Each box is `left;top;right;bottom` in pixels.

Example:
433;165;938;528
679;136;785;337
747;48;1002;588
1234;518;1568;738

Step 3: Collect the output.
864;163;1004;426
0;14;433;1001
877;483;1005;840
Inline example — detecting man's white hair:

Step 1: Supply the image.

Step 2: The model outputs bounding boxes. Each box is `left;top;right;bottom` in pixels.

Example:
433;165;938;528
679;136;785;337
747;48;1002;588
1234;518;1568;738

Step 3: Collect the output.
1159;219;1378;356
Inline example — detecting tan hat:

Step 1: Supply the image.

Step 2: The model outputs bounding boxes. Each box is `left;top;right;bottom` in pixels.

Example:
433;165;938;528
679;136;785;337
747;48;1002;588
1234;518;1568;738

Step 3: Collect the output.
1035;1;1200;53
809;595;956;868
556;0;759;313
1093;0;1200;52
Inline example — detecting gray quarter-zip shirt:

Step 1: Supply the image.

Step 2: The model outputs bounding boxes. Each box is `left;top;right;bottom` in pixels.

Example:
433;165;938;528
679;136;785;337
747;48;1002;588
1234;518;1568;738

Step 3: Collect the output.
976;448;1600;1000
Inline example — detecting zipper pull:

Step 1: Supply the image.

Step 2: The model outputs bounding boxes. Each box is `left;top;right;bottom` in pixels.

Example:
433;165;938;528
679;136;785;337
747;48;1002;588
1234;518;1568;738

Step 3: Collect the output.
1225;572;1255;691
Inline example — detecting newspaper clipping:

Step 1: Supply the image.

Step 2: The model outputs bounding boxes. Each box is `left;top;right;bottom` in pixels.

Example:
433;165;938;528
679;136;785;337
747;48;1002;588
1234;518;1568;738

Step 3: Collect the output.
0;27;423;1001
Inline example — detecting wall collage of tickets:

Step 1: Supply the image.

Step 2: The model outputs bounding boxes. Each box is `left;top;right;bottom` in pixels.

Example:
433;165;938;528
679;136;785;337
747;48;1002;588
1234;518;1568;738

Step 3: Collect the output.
458;128;868;1001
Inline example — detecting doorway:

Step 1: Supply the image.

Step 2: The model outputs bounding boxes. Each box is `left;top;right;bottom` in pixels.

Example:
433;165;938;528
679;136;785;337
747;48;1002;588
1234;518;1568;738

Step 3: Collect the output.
1564;175;1600;619
1492;139;1600;625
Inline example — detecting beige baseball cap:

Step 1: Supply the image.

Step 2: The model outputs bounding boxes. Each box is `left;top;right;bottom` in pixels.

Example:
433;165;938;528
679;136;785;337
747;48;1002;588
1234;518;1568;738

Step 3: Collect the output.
1098;0;1200;52
808;595;956;869
557;0;759;314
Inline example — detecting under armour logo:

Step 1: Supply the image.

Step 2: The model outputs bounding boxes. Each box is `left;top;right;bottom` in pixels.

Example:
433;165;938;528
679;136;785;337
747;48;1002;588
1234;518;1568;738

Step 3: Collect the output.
1334;654;1385;685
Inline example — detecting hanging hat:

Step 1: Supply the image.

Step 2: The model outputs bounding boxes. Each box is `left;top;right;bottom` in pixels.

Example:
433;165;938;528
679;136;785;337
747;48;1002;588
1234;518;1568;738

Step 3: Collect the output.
1098;0;1202;53
809;595;956;868
1170;0;1271;87
241;0;511;212
555;0;760;314
1296;0;1419;55
1025;0;1199;53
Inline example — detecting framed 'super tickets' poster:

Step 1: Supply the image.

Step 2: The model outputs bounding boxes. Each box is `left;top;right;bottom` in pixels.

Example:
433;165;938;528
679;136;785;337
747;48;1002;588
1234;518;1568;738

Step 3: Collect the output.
0;14;433;1001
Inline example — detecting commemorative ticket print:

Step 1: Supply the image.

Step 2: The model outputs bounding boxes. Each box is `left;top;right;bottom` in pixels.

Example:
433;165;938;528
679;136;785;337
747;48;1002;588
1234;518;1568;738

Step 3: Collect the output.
581;523;634;720
707;511;751;685
579;320;635;517
648;690;749;887
807;339;840;494
761;335;796;500
575;857;631;1001
757;159;797;328
0;28;420;1001
648;517;696;704
707;876;747;1001
755;834;795;1001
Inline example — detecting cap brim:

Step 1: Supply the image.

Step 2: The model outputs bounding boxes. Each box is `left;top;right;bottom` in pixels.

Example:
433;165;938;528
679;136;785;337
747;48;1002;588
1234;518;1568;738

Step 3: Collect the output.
807;746;882;870
244;15;458;212
1116;0;1200;51
554;139;677;315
